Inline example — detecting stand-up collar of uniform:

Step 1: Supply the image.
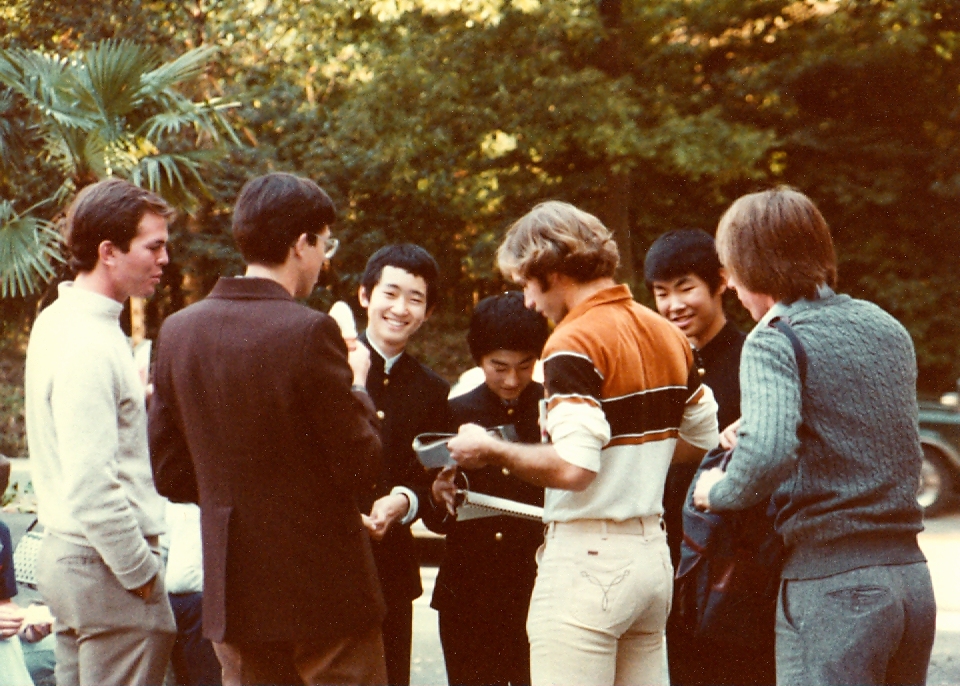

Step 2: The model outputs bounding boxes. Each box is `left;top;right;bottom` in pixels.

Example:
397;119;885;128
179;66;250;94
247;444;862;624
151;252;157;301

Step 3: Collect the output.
56;281;124;320
359;331;405;374
207;276;295;301
554;283;633;331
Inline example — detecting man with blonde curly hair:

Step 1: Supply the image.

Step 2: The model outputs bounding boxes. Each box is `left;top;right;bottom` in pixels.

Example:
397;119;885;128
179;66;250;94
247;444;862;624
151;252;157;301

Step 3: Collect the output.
449;201;719;686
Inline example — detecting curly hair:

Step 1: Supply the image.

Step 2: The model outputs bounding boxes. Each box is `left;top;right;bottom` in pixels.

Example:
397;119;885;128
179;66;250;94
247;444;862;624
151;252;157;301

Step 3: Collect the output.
497;201;619;287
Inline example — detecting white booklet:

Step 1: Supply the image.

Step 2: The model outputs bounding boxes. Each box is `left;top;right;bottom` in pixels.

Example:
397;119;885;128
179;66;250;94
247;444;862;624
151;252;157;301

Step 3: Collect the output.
456;490;544;522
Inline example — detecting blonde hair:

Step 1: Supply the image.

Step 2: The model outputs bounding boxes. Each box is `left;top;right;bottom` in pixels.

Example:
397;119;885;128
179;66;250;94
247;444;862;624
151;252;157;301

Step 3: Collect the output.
716;187;837;303
497;201;619;285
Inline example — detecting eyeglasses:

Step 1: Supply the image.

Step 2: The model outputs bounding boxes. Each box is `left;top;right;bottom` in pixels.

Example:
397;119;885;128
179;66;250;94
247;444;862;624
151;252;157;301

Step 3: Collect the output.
315;235;339;259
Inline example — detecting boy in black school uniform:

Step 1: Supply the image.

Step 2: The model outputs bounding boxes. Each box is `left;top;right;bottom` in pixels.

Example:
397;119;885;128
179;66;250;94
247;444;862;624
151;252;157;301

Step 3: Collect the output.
357;244;451;686
645;229;773;686
425;292;550;686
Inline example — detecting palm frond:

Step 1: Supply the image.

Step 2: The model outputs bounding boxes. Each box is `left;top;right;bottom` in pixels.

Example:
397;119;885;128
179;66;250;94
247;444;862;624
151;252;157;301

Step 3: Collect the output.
140;45;219;96
133;152;204;190
132;151;221;212
75;40;160;119
0;49;94;131
0;89;21;164
0;200;63;298
141;97;241;145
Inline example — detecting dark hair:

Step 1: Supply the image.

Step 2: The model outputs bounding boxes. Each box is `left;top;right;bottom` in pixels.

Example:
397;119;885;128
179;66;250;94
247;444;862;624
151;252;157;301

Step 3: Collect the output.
65;178;174;273
232;173;336;265
716;187;837;303
497;201;619;286
643;229;724;292
360;244;441;310
468;292;550;363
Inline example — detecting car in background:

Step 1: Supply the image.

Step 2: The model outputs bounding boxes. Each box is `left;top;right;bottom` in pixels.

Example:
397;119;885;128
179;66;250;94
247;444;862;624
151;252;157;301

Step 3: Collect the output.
918;381;960;516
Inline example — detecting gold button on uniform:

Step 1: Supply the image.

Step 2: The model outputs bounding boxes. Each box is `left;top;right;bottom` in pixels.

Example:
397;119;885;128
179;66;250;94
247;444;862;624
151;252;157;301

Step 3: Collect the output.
501;467;510;476
507;408;514;416
376;410;385;419
383;377;390;386
494;532;503;542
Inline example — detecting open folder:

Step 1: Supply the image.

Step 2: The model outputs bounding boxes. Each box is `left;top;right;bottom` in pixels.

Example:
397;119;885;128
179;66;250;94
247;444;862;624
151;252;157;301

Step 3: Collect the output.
412;425;543;521
412;425;519;470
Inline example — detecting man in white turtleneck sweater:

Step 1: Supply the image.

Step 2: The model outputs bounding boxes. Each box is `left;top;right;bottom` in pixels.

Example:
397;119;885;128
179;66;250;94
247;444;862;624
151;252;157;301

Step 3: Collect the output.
25;178;177;686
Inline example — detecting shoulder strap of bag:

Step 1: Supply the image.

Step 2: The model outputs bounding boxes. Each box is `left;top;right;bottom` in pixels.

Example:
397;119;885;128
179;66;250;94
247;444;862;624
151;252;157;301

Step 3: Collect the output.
768;316;807;385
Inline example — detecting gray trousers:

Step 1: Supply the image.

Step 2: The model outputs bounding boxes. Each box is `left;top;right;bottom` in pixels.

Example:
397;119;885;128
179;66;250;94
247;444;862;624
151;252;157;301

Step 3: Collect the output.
37;535;177;686
776;562;936;686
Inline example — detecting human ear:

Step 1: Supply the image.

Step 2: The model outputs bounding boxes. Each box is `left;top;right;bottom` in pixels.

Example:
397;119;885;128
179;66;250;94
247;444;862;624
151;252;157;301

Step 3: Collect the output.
717;268;732;294
357;285;370;308
98;240;117;266
293;233;311;257
717;267;733;293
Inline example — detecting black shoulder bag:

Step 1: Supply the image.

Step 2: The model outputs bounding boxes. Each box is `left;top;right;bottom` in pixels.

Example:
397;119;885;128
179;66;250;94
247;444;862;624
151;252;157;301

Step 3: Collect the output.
674;316;807;649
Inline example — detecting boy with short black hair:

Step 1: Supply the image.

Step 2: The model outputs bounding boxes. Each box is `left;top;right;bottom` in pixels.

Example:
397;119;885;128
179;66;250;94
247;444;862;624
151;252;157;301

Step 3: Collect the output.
357;243;451;686
644;229;762;686
644;228;743;436
428;291;549;686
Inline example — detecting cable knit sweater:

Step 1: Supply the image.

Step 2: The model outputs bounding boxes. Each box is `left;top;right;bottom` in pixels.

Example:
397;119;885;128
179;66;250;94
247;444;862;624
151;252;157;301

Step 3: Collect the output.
25;283;165;590
708;290;925;579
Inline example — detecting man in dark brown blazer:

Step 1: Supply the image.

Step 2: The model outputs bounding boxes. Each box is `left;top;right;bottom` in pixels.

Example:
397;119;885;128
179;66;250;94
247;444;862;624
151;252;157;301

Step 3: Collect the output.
149;173;387;685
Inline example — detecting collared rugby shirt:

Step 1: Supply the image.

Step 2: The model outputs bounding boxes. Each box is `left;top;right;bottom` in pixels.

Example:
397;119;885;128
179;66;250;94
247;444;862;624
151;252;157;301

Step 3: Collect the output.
542;284;719;522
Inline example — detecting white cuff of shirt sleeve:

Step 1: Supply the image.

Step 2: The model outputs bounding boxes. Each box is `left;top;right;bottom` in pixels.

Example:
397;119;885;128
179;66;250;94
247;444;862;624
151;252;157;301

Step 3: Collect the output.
391;486;419;526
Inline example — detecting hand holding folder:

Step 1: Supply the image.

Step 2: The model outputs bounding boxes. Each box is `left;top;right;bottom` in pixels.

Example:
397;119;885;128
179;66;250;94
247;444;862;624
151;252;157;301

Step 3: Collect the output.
414;425;542;521
412;425;519;470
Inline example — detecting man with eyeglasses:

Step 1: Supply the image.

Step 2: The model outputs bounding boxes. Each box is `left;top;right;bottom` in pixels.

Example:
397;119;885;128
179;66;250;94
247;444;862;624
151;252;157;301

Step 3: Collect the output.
149;172;387;685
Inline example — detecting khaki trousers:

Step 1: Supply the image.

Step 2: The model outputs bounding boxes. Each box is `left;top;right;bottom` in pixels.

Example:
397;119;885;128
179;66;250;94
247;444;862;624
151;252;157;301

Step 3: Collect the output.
37;535;177;686
527;517;673;686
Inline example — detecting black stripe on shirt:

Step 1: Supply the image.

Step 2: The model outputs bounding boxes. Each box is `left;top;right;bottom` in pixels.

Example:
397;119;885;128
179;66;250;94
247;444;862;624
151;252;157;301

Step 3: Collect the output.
544;352;603;402
601;386;689;440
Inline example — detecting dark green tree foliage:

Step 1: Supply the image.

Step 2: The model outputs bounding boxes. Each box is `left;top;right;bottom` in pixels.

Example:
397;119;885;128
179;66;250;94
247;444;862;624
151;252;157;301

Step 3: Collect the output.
672;0;960;389
0;0;957;389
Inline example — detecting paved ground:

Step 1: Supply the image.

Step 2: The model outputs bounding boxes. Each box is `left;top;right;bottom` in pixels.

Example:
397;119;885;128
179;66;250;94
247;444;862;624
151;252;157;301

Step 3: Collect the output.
411;566;446;686
8;459;960;684
412;512;960;686
919;513;960;686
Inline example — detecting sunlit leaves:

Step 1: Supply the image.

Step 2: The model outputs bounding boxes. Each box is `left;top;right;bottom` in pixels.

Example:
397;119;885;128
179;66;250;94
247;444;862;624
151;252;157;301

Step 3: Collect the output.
0;38;240;298
0;39;239;205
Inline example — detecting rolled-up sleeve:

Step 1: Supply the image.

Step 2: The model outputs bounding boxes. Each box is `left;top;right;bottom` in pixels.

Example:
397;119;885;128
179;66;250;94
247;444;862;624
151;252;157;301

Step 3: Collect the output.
680;384;720;450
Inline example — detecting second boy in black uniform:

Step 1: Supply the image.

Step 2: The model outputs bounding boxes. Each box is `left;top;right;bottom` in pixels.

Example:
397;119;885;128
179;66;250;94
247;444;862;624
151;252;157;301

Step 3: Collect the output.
426;292;550;686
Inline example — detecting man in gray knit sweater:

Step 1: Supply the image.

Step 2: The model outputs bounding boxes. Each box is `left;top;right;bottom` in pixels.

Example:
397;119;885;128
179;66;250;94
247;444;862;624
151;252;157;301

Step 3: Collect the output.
693;187;936;686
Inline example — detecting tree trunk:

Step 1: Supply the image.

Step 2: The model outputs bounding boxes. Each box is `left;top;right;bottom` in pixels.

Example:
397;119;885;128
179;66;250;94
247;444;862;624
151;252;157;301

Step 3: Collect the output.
596;0;635;283
606;170;634;285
